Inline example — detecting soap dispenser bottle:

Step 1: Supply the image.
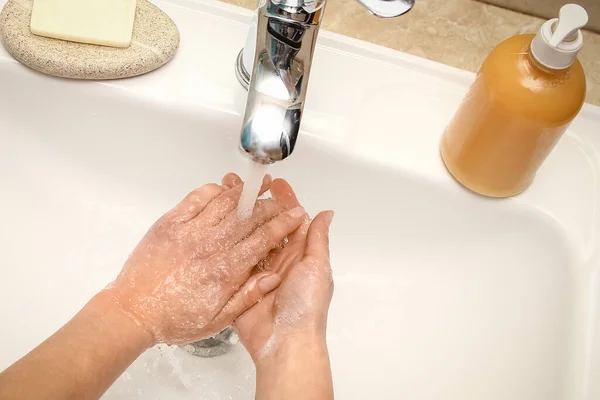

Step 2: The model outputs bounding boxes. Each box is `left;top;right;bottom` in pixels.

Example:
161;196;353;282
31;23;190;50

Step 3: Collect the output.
440;4;588;197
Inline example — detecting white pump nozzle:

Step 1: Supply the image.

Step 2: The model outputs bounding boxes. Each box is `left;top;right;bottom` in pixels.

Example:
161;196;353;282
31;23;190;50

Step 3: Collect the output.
549;4;588;47
530;4;588;70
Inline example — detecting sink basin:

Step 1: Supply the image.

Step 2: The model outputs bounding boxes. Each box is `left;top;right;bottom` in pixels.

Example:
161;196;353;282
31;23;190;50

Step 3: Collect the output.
2;0;600;399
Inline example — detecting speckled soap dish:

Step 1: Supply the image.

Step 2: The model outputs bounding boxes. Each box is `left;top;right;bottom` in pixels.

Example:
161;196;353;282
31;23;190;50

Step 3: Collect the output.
0;0;180;80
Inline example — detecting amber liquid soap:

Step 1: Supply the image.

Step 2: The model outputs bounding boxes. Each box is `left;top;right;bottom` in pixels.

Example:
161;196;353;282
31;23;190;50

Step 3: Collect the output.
440;7;588;198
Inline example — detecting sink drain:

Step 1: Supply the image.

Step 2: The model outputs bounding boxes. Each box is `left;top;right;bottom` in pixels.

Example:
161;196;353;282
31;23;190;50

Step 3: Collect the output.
181;327;239;358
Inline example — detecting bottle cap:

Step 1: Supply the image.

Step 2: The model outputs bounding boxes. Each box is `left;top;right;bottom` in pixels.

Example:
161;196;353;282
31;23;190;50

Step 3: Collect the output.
530;4;588;70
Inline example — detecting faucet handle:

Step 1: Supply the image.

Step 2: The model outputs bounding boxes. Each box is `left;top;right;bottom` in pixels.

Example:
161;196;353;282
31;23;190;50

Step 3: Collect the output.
355;0;414;18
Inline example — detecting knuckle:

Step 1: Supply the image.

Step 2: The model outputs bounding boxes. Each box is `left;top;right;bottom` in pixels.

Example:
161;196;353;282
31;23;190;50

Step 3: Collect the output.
223;194;239;209
152;216;173;235
208;196;237;220
252;200;267;214
261;225;276;242
187;184;221;202
153;215;187;241
208;267;228;282
209;260;236;282
258;198;282;212
241;287;258;308
166;225;184;240
223;184;243;197
265;216;292;239
252;200;283;222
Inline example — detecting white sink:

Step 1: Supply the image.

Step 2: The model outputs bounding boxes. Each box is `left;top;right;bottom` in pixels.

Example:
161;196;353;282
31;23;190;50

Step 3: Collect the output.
2;0;600;399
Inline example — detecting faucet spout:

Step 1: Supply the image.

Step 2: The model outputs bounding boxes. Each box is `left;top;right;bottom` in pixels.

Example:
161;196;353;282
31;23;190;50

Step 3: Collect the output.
236;0;414;164
237;0;325;163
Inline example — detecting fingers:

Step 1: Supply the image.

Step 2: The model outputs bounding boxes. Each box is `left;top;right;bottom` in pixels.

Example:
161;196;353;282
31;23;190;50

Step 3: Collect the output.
259;217;311;277
196;185;245;226
214;199;284;248
270;178;300;211
257;177;307;247
196;174;271;227
221;172;243;189
221;173;272;196
287;213;311;244
194;174;272;226
166;171;272;225
171;183;225;223
303;210;334;262
213;272;281;326
256;180;308;275
230;207;306;274
234;290;276;328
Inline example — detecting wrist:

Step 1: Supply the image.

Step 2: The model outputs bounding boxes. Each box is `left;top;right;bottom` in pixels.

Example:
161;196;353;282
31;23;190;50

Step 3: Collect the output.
88;291;155;351
256;331;328;372
254;332;333;400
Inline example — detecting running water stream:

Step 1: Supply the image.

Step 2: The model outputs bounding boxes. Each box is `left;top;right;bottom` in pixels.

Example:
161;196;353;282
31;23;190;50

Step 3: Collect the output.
237;162;269;220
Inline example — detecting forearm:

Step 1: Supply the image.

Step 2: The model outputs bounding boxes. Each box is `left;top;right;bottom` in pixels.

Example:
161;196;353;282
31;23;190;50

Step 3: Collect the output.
0;291;153;400
255;334;334;400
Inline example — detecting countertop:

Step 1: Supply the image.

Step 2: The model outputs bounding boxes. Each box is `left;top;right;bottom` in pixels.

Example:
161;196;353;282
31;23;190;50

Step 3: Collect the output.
221;0;600;106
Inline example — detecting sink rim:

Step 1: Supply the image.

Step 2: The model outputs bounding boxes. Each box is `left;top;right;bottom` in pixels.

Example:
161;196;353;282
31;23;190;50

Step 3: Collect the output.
1;0;600;398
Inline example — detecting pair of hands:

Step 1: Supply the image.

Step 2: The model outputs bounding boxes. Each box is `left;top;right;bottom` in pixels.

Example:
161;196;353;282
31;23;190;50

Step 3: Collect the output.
104;173;333;362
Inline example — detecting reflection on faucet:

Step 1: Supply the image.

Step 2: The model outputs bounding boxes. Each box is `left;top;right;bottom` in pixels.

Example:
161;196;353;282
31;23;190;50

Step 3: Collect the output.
236;0;415;164
237;0;325;163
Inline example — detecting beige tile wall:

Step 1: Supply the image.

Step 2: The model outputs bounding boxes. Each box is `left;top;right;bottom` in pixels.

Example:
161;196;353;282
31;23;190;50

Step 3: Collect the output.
479;0;600;33
222;0;600;106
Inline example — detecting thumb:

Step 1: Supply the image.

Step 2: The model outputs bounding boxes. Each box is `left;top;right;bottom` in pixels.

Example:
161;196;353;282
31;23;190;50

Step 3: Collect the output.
303;210;334;262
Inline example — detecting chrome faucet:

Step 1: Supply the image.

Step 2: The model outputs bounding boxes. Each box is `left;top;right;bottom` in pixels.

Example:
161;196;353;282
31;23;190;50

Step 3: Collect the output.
236;0;415;163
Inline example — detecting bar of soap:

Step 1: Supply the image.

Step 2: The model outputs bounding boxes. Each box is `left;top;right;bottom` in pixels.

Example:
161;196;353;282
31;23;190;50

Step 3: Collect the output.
30;0;136;48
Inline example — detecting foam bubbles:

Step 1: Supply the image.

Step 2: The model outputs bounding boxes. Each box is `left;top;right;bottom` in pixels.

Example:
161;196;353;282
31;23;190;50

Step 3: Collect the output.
258;334;276;360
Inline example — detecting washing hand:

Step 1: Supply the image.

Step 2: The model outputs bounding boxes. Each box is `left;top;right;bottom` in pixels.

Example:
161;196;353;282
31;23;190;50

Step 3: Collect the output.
233;178;335;400
0;174;332;400
104;174;305;345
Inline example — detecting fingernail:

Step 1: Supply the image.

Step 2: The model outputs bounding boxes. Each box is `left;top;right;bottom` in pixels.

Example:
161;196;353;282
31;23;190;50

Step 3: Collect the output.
258;274;281;293
324;210;334;227
288;206;305;218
